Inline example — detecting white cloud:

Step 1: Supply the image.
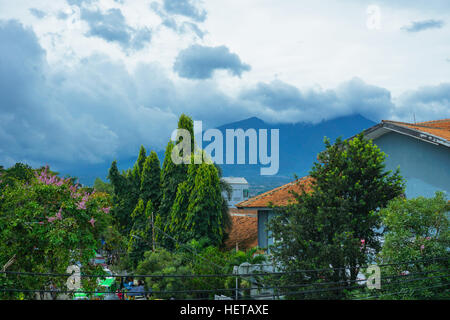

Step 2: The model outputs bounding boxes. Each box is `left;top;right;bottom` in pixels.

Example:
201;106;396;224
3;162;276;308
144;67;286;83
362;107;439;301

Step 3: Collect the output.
0;0;448;171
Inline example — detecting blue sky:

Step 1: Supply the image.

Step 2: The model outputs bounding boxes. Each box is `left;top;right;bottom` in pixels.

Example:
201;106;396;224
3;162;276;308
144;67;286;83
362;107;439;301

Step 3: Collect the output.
0;0;449;170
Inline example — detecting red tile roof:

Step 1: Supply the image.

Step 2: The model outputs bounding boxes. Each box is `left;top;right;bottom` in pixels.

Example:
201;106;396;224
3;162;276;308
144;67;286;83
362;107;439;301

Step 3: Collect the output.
382;119;450;141
236;176;314;209
224;208;258;251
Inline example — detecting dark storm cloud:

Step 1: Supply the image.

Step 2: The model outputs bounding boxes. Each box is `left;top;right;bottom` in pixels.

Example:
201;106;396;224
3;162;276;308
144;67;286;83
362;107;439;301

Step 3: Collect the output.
150;1;206;38
80;7;152;51
173;45;251;79
29;8;47;19
162;0;207;22
402;19;445;33
0;20;448;170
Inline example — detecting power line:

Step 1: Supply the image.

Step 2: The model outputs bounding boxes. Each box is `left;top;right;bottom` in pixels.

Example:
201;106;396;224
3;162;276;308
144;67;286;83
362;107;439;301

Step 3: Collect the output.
1;255;448;279
248;273;450;299
1;271;448;299
355;283;450;300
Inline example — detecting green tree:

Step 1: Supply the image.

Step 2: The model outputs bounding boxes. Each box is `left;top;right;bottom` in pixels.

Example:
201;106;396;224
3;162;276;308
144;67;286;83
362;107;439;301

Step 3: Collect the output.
177;113;195;152
135;248;193;299
135;242;267;300
127;199;153;269
93;177;114;194
158;115;195;223
140;151;161;210
136;145;147;176
157;141;188;247
216;164;232;242
166;162;198;245
371;192;449;299
0;167;111;299
185;163;227;247
107;146;149;234
268;134;405;299
107;160;133;232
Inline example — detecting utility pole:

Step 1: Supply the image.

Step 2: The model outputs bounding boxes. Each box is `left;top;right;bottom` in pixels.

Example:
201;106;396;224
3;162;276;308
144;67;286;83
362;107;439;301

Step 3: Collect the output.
233;266;239;300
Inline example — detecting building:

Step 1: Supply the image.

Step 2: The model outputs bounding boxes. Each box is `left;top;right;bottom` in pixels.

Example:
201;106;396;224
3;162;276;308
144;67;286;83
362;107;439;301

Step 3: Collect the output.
221;177;250;208
236;118;450;251
359;119;450;198
236;176;314;249
223;208;258;251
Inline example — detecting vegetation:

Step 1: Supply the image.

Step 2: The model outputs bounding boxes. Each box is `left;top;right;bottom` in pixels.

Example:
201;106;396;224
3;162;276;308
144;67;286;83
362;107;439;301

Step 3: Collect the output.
104;114;230;271
93;177;114;194
372;192;449;299
0;165;111;299
1;116;447;301
268;134;405;299
135;241;266;300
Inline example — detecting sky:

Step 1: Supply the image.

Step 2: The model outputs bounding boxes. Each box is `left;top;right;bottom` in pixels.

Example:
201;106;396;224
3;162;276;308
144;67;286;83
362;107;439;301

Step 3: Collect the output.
0;0;449;171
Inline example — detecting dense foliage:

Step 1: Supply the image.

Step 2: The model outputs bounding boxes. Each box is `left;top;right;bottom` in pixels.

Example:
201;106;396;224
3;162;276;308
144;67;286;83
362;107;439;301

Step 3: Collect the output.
268;134;405;298
93;177;114;194
372;192;449;299
0;165;112;299
109;114;230;259
135;241;266;300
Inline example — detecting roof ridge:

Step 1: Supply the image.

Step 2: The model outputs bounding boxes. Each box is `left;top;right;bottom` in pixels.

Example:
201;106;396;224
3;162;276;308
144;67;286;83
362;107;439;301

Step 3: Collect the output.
240;180;293;206
417;119;450;125
237;176;312;207
383;119;450;132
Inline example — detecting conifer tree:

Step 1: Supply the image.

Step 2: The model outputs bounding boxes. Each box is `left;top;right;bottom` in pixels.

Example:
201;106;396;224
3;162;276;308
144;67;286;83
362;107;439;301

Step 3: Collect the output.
136;145;147;175
185;163;225;246
157;115;195;243
140;151;161;210
166;162;198;244
167;161;226;247
128;199;153;268
108;160;132;231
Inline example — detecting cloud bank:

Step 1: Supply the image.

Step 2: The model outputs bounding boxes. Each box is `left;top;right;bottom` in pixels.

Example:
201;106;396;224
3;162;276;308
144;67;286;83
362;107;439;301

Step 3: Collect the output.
174;45;251;79
80;7;152;51
0;19;448;171
402;19;445;33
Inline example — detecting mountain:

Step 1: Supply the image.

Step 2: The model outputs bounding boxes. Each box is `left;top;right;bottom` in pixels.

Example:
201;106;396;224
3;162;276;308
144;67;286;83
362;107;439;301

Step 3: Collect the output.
62;114;376;194
215;114;376;195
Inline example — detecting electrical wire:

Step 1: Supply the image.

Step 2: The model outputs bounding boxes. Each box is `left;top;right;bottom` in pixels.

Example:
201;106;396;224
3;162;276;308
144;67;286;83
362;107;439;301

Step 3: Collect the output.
1;255;447;279
355;283;450;300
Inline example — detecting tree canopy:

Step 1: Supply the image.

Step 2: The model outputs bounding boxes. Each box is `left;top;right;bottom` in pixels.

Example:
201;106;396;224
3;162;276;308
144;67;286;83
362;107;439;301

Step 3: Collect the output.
268;134;405;298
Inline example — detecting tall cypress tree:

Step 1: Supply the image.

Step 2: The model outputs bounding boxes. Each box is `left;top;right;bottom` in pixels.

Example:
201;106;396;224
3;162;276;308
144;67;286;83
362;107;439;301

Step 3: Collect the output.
167;162;198;245
108;160;132;232
167;162;226;247
136;145;147;176
177;113;195;152
185;163;225;247
140;151;161;210
157;115;195;241
128;199;153;268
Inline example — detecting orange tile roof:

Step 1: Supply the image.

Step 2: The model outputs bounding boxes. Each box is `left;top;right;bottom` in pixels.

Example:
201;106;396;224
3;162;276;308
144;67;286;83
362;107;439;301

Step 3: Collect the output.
382;119;450;141
236;176;314;208
224;209;258;251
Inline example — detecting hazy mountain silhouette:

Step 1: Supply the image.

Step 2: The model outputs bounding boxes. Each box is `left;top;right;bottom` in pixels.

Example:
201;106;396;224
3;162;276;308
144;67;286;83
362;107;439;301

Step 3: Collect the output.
215;114;376;194
68;114;375;194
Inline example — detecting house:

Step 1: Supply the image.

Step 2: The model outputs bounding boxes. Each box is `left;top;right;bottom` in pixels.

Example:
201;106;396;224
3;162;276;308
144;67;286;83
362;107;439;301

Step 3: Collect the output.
236;118;450;250
223;208;258;251
236;176;314;249
221;177;250;207
359;119;450;198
